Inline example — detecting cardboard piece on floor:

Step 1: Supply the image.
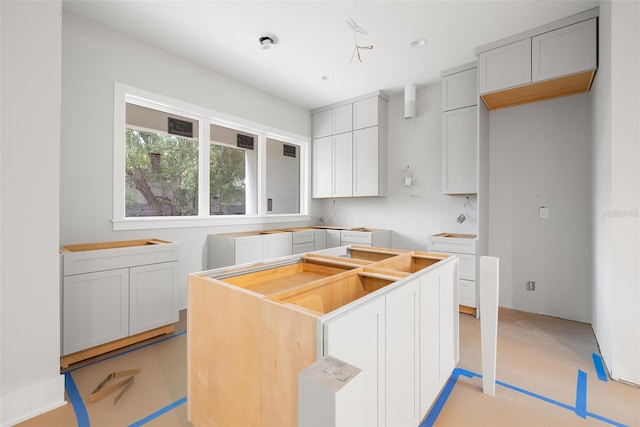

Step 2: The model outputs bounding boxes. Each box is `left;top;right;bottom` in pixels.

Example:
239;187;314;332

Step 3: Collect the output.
89;369;140;403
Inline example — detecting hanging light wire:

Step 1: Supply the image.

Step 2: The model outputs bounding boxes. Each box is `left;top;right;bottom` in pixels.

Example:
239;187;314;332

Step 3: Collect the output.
346;3;373;63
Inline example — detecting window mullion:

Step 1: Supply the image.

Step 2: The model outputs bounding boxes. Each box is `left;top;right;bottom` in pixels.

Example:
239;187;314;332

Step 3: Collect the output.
257;133;267;215
199;119;211;217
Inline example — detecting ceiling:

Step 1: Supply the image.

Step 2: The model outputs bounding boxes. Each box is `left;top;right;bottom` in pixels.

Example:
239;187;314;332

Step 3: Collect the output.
62;0;599;110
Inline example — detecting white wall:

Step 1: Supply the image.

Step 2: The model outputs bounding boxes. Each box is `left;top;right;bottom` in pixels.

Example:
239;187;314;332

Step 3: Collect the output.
488;94;592;323
316;84;478;251
591;0;640;385
1;2;66;425
61;12;313;309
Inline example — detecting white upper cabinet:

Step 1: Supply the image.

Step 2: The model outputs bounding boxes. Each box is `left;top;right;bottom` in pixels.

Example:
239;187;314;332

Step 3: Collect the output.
442;66;478;111
478;38;532;94
312;104;352;138
312;92;388;198
332;104;353;134
476;8;599;109
353;96;380;130
532;18;597;83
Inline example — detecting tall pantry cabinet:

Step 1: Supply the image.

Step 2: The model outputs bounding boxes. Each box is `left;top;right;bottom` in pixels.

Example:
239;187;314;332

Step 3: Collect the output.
441;62;478;195
312;92;388;198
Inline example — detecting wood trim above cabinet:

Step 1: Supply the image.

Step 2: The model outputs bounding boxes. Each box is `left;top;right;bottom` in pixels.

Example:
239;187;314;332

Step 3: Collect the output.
480;70;595;110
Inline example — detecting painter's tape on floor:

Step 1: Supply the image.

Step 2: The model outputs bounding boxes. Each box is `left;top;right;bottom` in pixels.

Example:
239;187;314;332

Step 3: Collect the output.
422;368;628;427
128;396;187;427
592;352;609;382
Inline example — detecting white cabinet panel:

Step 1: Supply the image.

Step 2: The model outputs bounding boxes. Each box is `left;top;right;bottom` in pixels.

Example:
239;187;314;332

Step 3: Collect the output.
353;126;380;197
332;104;353;134
129;262;178;335
385;279;420;427
459;279;477;308
439;261;457;379
312;136;333;198
292;242;315;255
333;132;353;197
532;18;597;83
314;230;327;251
442;67;478;111
353;96;379;130
442;106;477;195
419;270;441;414
458;253;477;281
326;230;341;248
312;109;332;138
264;233;292;260
235;236;265;265
63;268;129;354
479;38;531;94
324;297;386;427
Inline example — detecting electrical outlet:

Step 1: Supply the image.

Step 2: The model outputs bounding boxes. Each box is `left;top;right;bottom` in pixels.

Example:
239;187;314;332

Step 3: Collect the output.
539;206;549;219
526;281;536;291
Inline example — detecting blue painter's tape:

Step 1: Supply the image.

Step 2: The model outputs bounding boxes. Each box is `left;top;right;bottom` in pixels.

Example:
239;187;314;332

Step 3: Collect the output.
421;371;460;427
575;370;588;419
128;396;187;427
592;353;609;382
65;371;90;427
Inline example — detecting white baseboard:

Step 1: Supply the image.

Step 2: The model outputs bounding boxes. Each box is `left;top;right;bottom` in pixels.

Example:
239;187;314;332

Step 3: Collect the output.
1;374;66;427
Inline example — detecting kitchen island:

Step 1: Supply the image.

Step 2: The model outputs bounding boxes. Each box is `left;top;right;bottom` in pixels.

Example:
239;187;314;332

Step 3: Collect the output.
188;245;459;426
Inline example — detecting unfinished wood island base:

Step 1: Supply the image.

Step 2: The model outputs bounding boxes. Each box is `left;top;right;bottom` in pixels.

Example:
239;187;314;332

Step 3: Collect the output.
188;245;460;427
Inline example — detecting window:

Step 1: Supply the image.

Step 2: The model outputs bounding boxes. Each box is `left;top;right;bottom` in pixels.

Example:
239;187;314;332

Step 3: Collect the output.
125;104;199;217
113;84;310;230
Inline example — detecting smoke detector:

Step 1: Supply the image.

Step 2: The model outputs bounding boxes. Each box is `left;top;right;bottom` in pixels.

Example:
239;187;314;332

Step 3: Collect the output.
259;36;277;49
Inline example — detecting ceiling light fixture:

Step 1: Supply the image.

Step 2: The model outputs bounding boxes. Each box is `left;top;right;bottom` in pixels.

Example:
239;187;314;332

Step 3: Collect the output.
259;36;277;50
410;38;427;48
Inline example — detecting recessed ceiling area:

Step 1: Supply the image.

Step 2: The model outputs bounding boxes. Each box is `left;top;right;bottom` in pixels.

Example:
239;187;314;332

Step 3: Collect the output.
62;1;599;110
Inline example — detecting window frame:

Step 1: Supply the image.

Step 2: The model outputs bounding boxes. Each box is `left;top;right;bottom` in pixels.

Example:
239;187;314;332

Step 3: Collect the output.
113;83;311;230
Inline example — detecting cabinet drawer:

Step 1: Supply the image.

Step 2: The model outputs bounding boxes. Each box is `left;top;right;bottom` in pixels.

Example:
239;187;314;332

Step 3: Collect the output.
340;231;372;245
457;253;477;281
459;279;476;308
428;235;476;255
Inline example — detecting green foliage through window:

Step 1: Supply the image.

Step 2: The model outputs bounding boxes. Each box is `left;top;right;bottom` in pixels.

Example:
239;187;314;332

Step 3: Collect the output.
125;128;198;216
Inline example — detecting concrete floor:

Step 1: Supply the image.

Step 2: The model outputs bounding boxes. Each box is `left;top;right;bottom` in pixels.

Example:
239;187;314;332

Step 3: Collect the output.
18;308;640;426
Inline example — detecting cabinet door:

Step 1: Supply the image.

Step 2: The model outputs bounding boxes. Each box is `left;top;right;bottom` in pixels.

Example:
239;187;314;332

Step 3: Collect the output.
324;297;386;426
264;233;292;260
459;279;477;308
63;268;129;355
439;260;458;380
386;279;420;427
353;96;379;130
442;67;478;111
442;106;477;194
314;230;327;251
419;269;441;415
235;236;265;265
312;110;332;138
532;18;597;83
478;38;531;94
313;136;333;198
333;132;353;197
129;262;179;335
332;104;353;135
326;230;341;248
353;126;379;197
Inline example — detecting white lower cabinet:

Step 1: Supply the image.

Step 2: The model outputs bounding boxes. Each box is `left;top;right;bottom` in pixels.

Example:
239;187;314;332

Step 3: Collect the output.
323;297;386;427
323;260;458;426
385;278;420;427
129;262;178;335
63;268;129;354
208;232;292;268
61;239;179;357
326;229;342;248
